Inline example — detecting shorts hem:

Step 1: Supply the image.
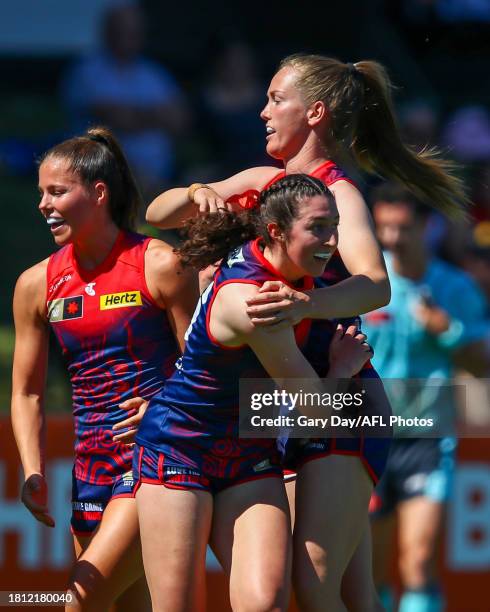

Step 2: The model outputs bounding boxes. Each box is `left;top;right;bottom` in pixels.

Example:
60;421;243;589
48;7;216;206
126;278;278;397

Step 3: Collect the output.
296;450;380;485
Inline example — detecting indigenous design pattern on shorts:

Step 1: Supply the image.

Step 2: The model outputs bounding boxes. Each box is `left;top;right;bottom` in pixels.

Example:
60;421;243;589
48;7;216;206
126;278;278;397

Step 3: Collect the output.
133;442;282;495
71;469;135;536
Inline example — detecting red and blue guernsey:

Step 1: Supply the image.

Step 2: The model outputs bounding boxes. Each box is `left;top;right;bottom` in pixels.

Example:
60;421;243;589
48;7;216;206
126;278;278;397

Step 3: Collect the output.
134;239;313;490
46;231;178;485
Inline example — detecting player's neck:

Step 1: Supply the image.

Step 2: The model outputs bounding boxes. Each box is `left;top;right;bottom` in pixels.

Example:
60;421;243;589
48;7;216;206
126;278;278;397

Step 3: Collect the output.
283;135;349;176
72;223;121;270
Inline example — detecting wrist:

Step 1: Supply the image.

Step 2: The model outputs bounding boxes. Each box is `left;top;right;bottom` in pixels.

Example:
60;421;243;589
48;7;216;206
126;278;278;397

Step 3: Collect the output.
24;466;44;480
187;183;209;203
307;287;333;319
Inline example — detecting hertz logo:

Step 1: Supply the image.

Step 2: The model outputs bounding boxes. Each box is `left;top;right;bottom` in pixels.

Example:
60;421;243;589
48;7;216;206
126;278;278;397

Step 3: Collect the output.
100;291;142;310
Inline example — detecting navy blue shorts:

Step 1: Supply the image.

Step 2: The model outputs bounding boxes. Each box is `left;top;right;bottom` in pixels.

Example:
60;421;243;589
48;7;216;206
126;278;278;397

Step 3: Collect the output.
71;469;135;536
369;437;456;517
133;440;282;495
283;436;391;484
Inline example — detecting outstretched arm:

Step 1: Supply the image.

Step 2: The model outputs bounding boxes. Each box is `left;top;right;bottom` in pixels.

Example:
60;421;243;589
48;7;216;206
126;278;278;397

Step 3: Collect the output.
211;283;372;403
145;166;279;229
11;261;54;527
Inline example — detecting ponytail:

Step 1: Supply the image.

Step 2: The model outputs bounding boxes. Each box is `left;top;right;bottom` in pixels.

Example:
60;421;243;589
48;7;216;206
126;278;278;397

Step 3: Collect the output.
40;126;142;230
280;54;468;219
352;61;467;219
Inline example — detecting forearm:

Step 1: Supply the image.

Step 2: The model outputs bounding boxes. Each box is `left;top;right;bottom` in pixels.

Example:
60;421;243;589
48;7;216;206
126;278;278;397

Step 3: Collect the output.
308;274;391;319
146;187;195;229
11;394;46;478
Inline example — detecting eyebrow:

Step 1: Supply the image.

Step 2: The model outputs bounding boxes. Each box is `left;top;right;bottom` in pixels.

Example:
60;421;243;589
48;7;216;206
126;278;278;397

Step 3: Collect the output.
308;215;340;223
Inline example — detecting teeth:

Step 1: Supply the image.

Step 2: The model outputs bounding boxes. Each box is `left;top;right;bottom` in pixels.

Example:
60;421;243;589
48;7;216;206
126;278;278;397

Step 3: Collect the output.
314;253;330;260
266;127;275;134
47;217;65;226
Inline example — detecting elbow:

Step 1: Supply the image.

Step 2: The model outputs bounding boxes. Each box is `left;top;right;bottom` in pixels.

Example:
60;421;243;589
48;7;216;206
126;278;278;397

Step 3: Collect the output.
377;277;391;308
145;202;160;226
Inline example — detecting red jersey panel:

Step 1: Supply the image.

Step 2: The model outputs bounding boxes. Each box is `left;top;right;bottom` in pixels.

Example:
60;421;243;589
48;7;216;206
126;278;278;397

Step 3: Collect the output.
46;231;179;485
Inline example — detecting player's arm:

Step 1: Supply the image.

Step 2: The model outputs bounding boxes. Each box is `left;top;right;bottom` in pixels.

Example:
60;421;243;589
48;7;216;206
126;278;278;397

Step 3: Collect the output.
212;284;371;402
145;166;279;229
144;239;200;352
11;261;54;527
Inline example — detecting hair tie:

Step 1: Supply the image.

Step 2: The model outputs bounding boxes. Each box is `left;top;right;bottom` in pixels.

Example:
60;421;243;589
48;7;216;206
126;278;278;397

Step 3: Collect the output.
88;132;108;147
346;62;358;75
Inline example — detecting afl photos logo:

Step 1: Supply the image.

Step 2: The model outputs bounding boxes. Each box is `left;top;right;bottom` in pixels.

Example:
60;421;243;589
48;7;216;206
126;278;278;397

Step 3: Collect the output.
99;291;142;310
47;295;84;322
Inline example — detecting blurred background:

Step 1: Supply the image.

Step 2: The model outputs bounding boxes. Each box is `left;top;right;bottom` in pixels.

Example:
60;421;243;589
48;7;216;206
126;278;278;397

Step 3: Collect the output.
0;0;489;609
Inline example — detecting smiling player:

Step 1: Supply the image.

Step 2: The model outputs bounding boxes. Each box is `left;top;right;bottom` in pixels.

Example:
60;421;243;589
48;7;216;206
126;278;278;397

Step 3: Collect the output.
11;127;198;610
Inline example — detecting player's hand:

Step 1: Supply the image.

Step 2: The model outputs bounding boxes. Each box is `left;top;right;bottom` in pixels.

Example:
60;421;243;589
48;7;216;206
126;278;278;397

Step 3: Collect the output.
113;397;149;445
192;187;233;214
414;302;450;335
21;473;55;528
246;280;311;330
328;324;373;378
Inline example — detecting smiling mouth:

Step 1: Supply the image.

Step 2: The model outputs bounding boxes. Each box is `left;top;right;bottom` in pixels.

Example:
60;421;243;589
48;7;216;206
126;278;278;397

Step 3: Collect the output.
266;127;276;137
46;217;66;231
313;253;332;261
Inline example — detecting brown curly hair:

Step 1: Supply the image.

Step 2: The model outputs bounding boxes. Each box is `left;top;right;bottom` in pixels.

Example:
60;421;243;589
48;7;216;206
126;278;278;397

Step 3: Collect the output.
176;174;335;269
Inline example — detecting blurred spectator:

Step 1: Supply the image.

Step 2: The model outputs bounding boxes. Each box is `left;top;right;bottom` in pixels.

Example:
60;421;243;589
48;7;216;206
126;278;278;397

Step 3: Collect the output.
399;99;441;151
462;226;490;309
61;0;190;198
200;38;267;175
470;160;490;222
364;183;490;612
442;106;490;163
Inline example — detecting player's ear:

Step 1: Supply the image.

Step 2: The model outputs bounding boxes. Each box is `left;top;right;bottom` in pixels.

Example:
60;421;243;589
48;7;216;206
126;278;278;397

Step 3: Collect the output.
267;222;286;243
93;181;109;208
306;100;327;127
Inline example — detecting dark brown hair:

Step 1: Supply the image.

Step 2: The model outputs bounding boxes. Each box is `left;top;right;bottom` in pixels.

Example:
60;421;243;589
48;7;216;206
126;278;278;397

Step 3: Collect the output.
279;54;467;219
40;126;142;230
177;174;334;269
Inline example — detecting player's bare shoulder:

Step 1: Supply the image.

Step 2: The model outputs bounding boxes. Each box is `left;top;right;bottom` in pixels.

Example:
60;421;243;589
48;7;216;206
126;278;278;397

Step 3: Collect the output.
145;238;186;281
145;238;197;307
14;259;49;318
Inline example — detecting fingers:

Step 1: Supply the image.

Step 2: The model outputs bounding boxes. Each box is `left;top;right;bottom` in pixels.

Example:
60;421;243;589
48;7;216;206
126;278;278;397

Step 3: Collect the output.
246;295;290;311
197;194;225;214
118;397;146;411
249;315;290;329
343;324;358;337
112;412;143;432
22;491;55;528
112;428;138;444
32;511;55;528
257;280;284;294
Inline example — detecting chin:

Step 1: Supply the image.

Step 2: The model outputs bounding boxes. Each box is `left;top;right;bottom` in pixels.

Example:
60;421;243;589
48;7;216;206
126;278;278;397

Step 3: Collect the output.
52;232;72;247
265;142;283;160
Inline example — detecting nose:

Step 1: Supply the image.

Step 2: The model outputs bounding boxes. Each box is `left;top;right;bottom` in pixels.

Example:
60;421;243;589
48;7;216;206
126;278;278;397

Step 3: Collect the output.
260;101;270;121
324;229;338;248
38;192;51;214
